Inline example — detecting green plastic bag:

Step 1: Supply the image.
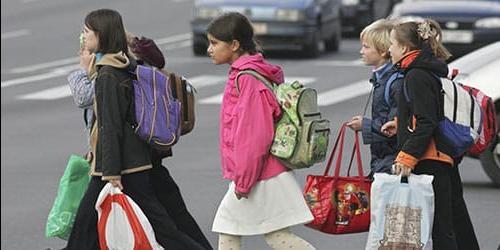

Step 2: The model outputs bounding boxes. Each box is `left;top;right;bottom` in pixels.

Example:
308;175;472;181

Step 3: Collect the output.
45;154;91;240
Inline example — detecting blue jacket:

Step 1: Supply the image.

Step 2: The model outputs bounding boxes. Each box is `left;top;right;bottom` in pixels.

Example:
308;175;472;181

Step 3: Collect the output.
361;63;403;173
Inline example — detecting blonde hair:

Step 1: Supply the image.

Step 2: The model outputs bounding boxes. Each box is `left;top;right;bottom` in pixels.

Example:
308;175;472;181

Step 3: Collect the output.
392;19;452;61
360;19;395;59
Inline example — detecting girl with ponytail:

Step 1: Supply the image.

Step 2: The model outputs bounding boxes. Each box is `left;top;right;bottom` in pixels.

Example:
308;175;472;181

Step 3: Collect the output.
381;19;479;250
206;12;316;250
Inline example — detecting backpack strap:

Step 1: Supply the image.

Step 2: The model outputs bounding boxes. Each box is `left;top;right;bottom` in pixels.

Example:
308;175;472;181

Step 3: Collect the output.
403;71;442;103
384;72;404;106
235;70;275;95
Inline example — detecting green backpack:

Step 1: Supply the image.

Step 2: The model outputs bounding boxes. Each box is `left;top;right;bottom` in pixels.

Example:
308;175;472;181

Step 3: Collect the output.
236;70;330;169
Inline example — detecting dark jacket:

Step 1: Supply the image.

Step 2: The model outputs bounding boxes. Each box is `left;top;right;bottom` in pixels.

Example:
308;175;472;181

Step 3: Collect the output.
362;62;403;173
395;50;454;168
90;52;152;180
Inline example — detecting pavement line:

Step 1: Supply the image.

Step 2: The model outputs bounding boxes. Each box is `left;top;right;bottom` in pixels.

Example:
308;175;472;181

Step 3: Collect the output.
313;59;364;67
1;29;30;40
15;74;227;101
10;57;79;74
317;80;370;106
155;33;191;46
19;85;70;100
162;40;192;51
2;64;80;88
188;75;227;89
8;32;192;75
199;77;316;104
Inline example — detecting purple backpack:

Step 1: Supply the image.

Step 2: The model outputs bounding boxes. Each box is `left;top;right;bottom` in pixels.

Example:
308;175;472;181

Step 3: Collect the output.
132;65;181;151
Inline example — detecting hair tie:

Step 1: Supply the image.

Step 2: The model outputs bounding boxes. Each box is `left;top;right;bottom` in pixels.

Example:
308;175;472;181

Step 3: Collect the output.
417;21;436;41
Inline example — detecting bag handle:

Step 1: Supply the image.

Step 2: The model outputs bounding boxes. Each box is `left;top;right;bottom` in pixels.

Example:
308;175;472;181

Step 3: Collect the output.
323;123;346;176
323;123;364;179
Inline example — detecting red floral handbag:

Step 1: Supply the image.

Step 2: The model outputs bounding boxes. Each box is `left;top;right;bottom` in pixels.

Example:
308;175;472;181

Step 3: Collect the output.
303;123;372;234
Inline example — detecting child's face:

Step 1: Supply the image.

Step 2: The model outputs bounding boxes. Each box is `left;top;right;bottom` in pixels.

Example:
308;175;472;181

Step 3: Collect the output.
389;30;406;64
206;34;234;65
83;25;98;53
359;38;387;68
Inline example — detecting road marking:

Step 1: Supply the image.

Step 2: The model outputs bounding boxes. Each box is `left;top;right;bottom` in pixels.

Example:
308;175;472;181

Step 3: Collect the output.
318;80;370;106
7;32;192;75
155;33;191;45
14;75;371;105
199;77;316;104
15;73;227;101
2;64;79;88
1;29;30;40
19;85;70;100
162;40;192;51
10;57;79;74
313;59;364;67
188;75;227;89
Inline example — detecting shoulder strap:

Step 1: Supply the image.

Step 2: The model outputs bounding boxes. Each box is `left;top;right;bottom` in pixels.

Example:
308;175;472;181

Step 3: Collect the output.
235;70;274;96
384;72;404;106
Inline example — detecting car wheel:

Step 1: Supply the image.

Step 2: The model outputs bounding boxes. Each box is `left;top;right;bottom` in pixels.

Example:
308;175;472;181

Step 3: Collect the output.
303;30;321;58
480;137;500;187
192;43;207;56
325;21;341;52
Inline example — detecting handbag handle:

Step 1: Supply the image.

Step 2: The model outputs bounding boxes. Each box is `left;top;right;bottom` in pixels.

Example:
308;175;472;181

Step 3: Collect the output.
323;123;364;179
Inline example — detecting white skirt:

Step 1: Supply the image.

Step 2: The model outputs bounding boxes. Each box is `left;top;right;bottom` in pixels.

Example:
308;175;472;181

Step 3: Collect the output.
212;171;313;236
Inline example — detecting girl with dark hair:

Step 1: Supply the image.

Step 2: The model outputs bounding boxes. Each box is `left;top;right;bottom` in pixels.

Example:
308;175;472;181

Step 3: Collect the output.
67;31;212;250
206;12;315;250
381;19;478;250
65;9;206;250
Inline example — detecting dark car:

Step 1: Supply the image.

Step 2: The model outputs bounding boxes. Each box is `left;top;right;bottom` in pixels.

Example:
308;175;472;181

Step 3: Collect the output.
191;0;342;57
340;0;401;34
390;0;500;58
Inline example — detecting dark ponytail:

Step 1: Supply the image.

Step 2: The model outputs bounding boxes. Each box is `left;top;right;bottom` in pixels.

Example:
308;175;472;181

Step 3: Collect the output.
206;12;261;54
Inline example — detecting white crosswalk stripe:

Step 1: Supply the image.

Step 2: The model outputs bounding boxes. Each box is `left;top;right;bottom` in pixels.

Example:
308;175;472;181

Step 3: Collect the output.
14;74;227;101
199;77;316;104
19;85;70;100
188;75;226;89
15;74;371;107
318;80;371;106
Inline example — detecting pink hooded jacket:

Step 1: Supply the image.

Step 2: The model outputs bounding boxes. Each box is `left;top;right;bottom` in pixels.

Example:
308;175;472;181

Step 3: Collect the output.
220;53;289;194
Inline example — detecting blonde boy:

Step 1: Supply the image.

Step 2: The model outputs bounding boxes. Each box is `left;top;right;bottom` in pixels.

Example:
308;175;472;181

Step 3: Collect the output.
346;19;403;174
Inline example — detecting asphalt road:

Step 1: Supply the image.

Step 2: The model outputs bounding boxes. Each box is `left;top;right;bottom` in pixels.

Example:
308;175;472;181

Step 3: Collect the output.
2;0;499;249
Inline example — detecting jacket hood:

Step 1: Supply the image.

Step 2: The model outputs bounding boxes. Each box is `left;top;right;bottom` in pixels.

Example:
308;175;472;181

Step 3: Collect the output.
399;50;448;78
96;52;130;69
231;53;284;83
88;52;130;80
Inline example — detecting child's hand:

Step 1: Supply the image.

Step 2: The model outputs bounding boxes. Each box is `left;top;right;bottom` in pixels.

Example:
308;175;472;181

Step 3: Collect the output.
346;116;362;131
381;120;397;137
79;49;94;72
235;191;248;200
392;163;412;177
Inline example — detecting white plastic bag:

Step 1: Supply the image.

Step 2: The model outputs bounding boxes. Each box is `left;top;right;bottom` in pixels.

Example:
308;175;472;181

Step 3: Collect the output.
96;183;164;250
365;173;434;250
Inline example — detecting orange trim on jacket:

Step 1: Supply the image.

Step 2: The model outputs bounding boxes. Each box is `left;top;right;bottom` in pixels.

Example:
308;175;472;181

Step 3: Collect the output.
395;115;454;168
396;139;454;169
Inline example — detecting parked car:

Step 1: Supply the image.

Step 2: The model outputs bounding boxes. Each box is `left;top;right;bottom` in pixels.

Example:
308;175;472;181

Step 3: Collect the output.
449;41;500;186
390;0;500;59
190;0;342;57
340;0;401;34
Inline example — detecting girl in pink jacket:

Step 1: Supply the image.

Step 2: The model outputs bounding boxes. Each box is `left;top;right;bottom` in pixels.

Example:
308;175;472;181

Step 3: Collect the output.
207;12;315;250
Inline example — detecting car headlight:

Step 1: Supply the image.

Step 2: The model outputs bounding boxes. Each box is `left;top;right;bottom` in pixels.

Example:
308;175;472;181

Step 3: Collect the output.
276;9;304;22
342;0;360;6
475;17;500;29
195;7;221;19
